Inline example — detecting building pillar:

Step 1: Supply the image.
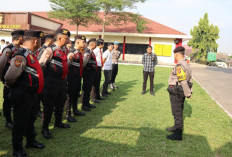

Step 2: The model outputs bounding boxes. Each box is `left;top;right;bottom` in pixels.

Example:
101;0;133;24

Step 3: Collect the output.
123;36;126;61
149;37;151;46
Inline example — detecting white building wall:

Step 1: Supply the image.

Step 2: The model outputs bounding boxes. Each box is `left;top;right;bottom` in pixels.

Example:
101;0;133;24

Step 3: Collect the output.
0;32;12;43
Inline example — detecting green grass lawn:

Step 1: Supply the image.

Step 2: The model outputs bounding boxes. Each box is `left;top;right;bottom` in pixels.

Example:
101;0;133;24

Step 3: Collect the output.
0;64;232;157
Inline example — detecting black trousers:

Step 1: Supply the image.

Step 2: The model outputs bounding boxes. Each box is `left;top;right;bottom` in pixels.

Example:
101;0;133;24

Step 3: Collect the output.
42;75;67;129
111;64;118;84
93;66;102;99
3;86;12;123
143;70;154;92
102;70;112;94
168;86;185;129
82;68;96;106
67;73;82;115
10;87;37;150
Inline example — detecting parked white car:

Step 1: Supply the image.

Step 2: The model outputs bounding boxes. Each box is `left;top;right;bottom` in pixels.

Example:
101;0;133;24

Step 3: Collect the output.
215;62;228;68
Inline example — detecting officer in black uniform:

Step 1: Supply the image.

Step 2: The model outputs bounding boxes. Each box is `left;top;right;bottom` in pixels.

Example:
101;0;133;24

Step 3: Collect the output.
166;46;193;141
39;29;72;139
82;38;98;111
35;34;54;118
66;35;86;122
0;30;25;129
4;30;45;157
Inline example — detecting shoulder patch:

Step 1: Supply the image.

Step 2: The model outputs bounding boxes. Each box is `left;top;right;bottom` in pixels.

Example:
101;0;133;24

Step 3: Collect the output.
176;64;186;81
14;56;23;67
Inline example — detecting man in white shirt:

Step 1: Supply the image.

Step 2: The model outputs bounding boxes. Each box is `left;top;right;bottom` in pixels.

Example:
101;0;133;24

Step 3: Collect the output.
0;39;7;54
91;39;105;102
102;43;114;97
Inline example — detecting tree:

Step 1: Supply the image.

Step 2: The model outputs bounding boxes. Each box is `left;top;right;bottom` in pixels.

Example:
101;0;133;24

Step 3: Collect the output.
188;13;220;63
97;0;147;39
49;0;100;35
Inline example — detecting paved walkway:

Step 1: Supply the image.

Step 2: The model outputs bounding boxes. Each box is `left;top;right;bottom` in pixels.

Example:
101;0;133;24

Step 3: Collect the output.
191;63;232;118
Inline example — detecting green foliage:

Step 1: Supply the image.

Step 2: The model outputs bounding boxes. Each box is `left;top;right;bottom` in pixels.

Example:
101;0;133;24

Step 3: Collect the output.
49;0;100;34
188;13;220;63
96;0;147;37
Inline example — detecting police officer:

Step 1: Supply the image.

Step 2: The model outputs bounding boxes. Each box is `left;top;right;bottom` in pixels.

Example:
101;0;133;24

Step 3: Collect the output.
39;29;72;139
82;38;98;111
36;34;54;59
35;34;54;118
4;30;45;157
0;30;25;129
65;35;86;122
166;46;193;141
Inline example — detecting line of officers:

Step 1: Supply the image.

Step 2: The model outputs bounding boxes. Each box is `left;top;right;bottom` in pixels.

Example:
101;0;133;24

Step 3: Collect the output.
0;29;120;157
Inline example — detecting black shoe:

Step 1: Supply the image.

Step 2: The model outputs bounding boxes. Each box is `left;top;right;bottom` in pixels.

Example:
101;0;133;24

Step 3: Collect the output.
73;110;85;116
82;106;92;111
67;116;77;122
42;129;52;139
150;91;155;96
166;126;176;132
92;100;100;103
96;97;105;100
105;92;111;95
13;149;27;157
0;111;1;116
141;91;145;95
25;140;45;149
5;122;13;129
54;123;70;128
87;104;96;109
102;93;108;97
166;129;183;141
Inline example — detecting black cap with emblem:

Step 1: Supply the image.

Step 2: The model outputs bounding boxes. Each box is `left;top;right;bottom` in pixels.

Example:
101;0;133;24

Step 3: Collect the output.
74;35;86;42
25;30;44;38
11;30;25;36
173;46;185;53
56;29;71;37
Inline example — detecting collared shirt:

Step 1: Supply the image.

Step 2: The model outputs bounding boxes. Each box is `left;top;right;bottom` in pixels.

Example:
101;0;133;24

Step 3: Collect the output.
112;49;121;64
142;53;158;72
102;49;112;70
93;47;103;67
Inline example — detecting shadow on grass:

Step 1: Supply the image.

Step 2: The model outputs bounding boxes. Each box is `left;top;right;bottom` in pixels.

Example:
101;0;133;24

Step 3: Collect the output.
145;83;165;94
0;80;138;157
184;101;192;120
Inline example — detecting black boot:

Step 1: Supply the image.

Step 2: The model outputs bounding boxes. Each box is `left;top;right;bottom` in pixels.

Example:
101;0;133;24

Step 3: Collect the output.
73;110;85;116
166;126;176;132
25;140;45;149
82;106;92;111
42;128;52;139
5;122;13;129
54;122;70;128
13;149;27;157
166;128;183;141
67;116;77;122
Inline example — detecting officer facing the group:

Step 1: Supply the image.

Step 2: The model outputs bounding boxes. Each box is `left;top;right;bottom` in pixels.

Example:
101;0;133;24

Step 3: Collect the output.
0;30;25;129
4;30;45;157
39;29;72;139
66;35;86;122
82;38;98;111
166;46;193;141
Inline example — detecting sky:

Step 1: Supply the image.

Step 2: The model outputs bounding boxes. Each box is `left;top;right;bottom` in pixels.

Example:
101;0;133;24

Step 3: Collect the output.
0;0;231;53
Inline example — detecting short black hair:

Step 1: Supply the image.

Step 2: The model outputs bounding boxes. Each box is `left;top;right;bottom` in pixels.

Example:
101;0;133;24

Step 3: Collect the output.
97;39;104;46
107;43;114;46
1;39;5;43
12;35;23;41
174;46;185;55
147;45;152;49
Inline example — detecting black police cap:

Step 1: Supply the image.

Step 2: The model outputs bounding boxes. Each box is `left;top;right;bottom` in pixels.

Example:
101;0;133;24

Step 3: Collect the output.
44;34;54;39
56;29;71;37
25;30;44;38
11;30;25;36
173;46;185;53
75;35;86;42
107;42;114;46
88;38;97;43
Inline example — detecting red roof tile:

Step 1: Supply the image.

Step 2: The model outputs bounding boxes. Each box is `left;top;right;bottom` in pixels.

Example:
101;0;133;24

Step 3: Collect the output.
32;12;185;35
